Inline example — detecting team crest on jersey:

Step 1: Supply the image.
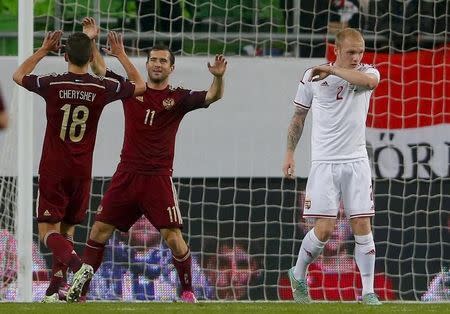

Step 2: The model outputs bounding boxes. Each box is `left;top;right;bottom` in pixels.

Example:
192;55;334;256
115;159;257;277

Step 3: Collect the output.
304;197;311;210
163;98;175;110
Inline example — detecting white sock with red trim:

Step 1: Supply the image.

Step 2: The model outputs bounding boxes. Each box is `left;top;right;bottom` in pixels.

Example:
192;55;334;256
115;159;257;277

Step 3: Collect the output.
294;228;326;280
355;232;376;296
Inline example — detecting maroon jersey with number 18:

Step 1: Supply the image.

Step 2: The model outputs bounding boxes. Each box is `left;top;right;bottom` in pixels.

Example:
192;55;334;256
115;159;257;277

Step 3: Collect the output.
22;72;135;179
105;70;208;176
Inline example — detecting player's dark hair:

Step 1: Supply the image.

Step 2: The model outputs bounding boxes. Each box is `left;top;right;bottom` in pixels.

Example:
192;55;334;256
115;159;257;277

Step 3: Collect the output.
65;32;92;67
146;44;175;65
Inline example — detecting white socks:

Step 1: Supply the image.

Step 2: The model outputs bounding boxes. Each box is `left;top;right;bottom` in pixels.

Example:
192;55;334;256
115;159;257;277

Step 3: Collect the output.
294;228;327;280
354;233;376;296
294;227;376;297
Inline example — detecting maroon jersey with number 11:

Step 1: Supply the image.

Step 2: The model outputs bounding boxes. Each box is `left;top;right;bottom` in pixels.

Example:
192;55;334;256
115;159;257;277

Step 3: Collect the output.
96;70;208;231
106;70;208;175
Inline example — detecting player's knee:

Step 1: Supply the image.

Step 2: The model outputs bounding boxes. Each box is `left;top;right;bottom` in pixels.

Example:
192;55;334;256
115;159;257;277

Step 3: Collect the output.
314;228;333;242
90;221;115;244
37;222;59;243
351;217;372;235
162;229;185;253
38;228;47;243
314;218;336;241
313;224;334;242
38;230;49;244
164;231;178;247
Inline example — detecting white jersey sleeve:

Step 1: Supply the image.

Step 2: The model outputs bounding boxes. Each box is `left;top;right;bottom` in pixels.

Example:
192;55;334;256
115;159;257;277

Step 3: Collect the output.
306;63;380;162
293;69;313;110
361;65;380;88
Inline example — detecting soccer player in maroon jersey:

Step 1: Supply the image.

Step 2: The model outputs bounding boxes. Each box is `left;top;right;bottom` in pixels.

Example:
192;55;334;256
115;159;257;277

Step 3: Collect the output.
12;29;146;302
67;17;227;303
0;85;7;129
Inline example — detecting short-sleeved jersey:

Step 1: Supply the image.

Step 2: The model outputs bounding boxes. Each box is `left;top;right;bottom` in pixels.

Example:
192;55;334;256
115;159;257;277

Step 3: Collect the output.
22;71;135;178
105;70;208;175
294;63;380;162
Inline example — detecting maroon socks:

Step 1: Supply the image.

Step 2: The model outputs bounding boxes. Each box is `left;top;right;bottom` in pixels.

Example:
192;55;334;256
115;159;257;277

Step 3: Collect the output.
172;248;193;292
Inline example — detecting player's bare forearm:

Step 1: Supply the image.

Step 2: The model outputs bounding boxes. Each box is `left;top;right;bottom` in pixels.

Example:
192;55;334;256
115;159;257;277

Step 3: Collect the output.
13;31;62;85
205;76;224;105
205;55;227;105
103;31;145;95
0;111;8;129
286;107;307;153
12;48;48;85
331;67;378;89
82;17;105;75
116;53;146;96
90;39;106;76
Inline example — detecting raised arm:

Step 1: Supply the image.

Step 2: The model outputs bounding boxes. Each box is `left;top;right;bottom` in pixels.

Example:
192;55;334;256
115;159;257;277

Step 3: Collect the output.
310;65;378;90
205;54;227;106
82;17;106;76
103;32;145;96
12;31;63;86
0;89;7;129
0;111;7;129
282;106;309;179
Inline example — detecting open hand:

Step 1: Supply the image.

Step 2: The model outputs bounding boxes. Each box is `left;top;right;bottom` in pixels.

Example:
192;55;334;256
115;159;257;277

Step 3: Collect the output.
207;54;227;77
82;17;99;40
102;31;125;57
41;30;63;53
309;65;333;82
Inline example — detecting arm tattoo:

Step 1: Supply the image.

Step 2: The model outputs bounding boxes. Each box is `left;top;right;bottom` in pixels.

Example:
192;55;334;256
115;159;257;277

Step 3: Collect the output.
287;108;307;152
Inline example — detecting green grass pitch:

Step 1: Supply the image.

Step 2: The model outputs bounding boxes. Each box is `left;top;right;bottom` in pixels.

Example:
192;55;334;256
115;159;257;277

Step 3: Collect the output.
0;302;448;314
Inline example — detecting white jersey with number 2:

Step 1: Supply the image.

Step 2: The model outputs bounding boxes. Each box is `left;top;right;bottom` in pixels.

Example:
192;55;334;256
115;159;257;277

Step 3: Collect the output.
294;63;380;162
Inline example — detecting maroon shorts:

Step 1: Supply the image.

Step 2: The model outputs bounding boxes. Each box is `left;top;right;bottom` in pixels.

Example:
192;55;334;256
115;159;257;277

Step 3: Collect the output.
36;174;91;225
97;171;182;232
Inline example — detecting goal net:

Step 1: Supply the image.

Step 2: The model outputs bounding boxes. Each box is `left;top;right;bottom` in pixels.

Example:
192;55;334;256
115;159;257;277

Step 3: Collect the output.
0;88;18;300
0;0;449;302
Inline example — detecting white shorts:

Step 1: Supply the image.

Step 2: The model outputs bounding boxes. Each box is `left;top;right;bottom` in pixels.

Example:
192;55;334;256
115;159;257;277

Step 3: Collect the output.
303;159;374;219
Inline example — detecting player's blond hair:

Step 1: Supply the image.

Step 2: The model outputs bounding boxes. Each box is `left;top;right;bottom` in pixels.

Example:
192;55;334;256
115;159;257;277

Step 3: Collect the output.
335;28;364;47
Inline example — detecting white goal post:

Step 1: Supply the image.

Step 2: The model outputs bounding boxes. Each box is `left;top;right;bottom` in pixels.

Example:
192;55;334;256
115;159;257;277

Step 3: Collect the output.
16;0;33;302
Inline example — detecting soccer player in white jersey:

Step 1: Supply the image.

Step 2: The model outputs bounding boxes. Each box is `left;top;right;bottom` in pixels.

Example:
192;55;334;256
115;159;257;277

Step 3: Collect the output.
282;28;381;306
